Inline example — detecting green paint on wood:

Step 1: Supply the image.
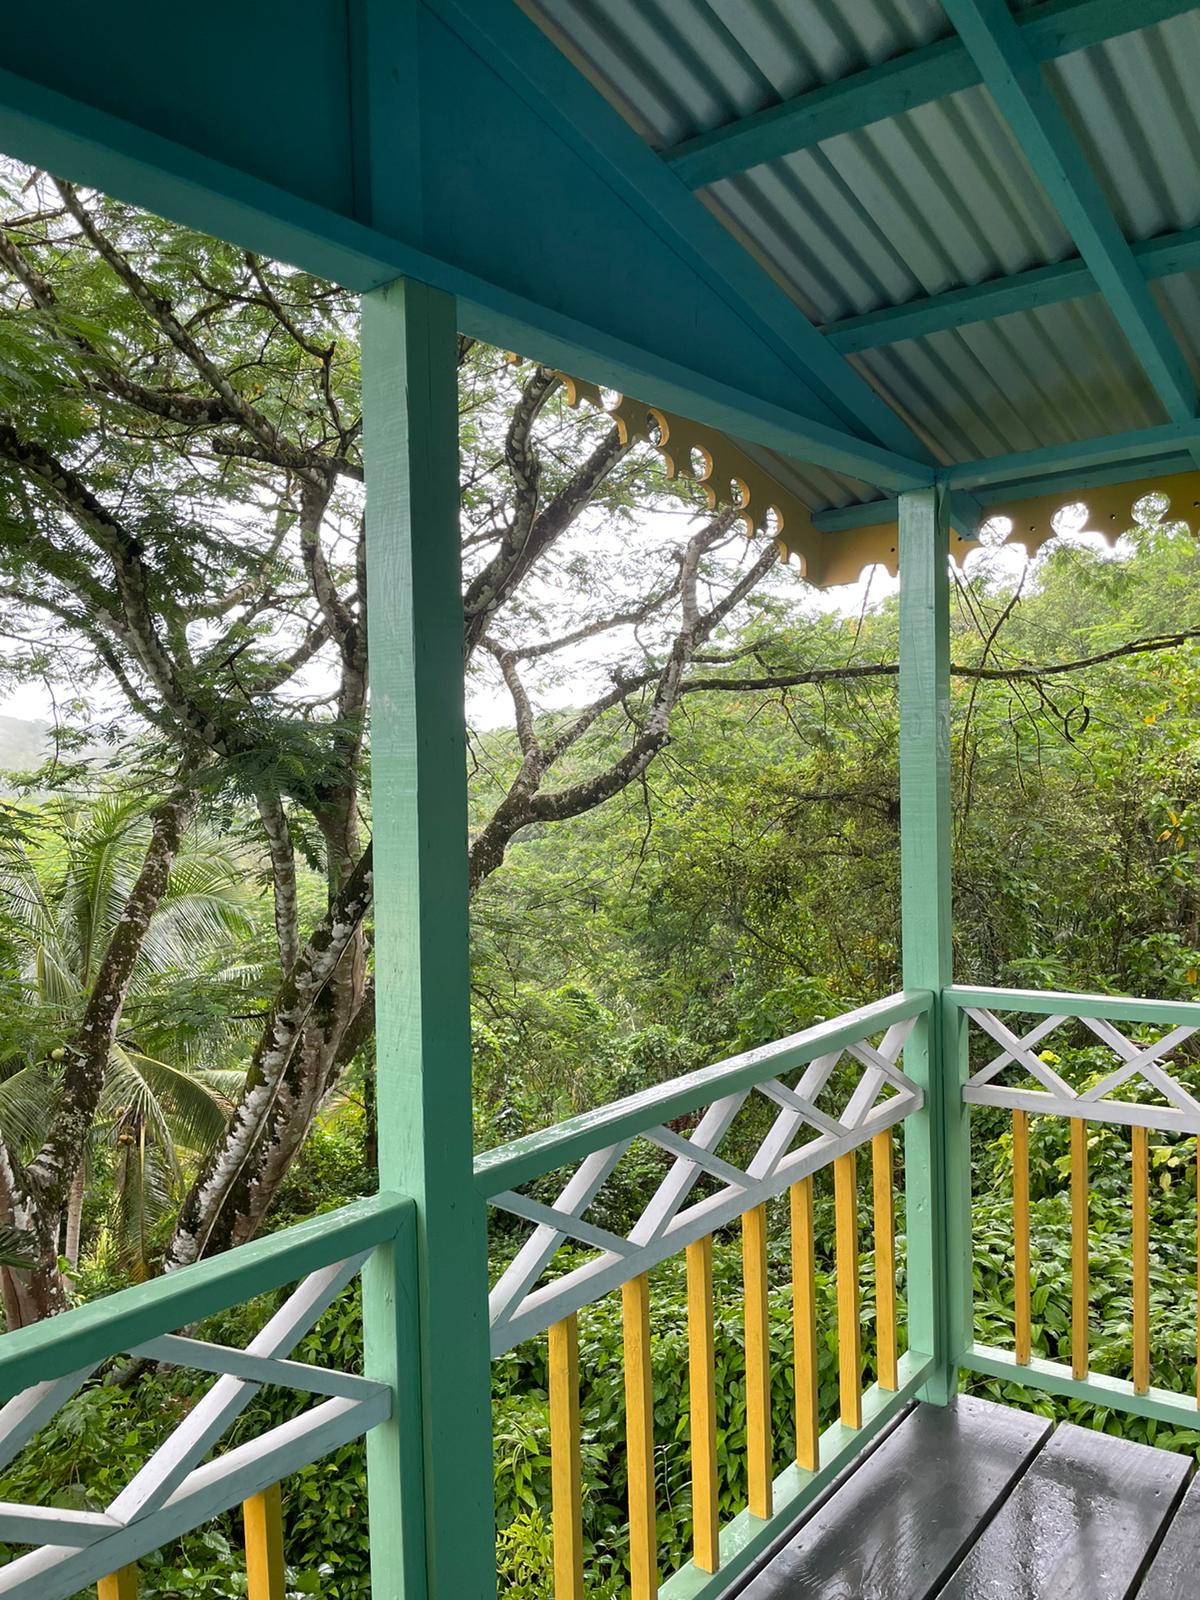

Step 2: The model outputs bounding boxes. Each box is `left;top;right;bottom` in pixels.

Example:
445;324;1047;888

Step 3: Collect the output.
474;989;933;1196
664;0;1194;189
360;278;496;1600
825;225;1200;354
946;985;1200;1027
943;0;1197;440
0;1192;410;1402
964;1344;1200;1428
659;1353;934;1600
898;487;970;1406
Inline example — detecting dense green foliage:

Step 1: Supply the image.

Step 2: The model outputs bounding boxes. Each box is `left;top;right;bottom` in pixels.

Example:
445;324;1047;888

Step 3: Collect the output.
5;515;1200;1592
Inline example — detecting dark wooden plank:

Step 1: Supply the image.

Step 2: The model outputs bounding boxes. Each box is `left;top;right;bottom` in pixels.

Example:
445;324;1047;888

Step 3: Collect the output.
736;1397;1051;1600
1135;1472;1200;1600
939;1420;1191;1599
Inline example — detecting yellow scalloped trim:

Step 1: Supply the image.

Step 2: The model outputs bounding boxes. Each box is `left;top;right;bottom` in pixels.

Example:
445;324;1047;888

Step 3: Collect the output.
552;371;800;552
509;358;1200;586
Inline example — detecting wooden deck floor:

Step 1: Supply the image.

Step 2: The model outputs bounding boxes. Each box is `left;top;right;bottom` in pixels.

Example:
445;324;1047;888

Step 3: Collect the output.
732;1395;1200;1600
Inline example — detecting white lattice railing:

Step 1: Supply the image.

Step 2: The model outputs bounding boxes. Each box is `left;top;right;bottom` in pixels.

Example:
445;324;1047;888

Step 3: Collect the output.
956;987;1200;1134
477;989;935;1600
478;991;927;1355
0;1193;409;1600
949;984;1200;1429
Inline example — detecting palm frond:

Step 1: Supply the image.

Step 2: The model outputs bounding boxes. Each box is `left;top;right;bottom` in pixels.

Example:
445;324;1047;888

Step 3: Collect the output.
0;1062;58;1156
0;1225;37;1271
103;1045;233;1156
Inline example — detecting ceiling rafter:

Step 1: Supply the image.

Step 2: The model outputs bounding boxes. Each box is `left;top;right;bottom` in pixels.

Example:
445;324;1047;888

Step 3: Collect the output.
663;0;1193;189
823;226;1200;355
941;0;1198;462
816;419;1200;537
939;419;1200;493
434;0;938;473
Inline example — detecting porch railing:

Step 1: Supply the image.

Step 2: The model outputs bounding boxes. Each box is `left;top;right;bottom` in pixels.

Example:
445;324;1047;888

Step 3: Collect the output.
948;984;1200;1428
476;988;935;1600
0;1191;411;1600
7;981;1195;1600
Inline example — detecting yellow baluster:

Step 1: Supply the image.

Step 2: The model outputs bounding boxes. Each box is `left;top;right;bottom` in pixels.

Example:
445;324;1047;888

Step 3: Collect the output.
1133;1125;1150;1397
244;1482;286;1600
790;1177;819;1473
686;1236;719;1573
1012;1109;1032;1365
834;1151;862;1428
1071;1118;1089;1381
622;1273;657;1600
872;1129;897;1391
742;1204;772;1520
98;1567;138;1600
549;1315;584;1600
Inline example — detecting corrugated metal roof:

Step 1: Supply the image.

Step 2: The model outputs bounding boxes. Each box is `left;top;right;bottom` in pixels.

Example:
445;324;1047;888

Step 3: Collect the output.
524;0;954;150
521;0;1200;518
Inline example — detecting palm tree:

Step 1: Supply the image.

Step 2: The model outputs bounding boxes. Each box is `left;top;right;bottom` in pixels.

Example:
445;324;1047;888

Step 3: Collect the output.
0;789;260;1282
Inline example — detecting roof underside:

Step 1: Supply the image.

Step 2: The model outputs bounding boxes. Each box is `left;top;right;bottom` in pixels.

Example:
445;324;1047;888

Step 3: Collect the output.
521;0;1200;566
0;1;1198;582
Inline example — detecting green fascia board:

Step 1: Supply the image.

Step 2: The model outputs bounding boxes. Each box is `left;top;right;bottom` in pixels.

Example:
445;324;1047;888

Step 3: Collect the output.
814;447;1200;533
0;1192;412;1401
946;985;1200;1027
825;227;1200;355
0;3;934;489
964;1344;1200;1430
943;421;1200;492
474;989;934;1196
943;0;1196;430
664;0;1195;188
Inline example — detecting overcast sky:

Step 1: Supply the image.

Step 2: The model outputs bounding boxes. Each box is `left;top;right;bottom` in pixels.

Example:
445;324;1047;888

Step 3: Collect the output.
0;511;1117;735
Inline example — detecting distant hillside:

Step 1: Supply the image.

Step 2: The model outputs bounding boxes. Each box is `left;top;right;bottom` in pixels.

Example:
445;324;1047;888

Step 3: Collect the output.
0;716;50;773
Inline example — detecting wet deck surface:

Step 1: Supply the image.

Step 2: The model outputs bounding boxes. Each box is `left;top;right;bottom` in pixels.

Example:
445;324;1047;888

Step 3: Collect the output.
733;1395;1199;1600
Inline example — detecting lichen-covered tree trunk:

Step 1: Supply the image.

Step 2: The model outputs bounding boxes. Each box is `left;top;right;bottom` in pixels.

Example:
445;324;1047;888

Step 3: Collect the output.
165;845;374;1269
1;788;198;1325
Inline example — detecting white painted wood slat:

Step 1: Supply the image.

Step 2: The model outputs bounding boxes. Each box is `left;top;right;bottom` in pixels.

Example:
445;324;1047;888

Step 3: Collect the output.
961;1004;1200;1135
109;1252;370;1525
487;1013;924;1354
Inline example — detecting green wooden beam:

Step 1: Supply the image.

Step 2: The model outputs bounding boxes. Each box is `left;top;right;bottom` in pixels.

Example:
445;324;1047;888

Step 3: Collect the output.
824;226;1200;354
947;985;1200;1027
964;1344;1200;1430
812;443;1200;535
0;10;935;494
361;278;496;1600
943;0;1197;438
0;1193;411;1402
942;420;1200;493
664;0;1194;188
898;487;970;1406
814;490;983;538
431;0;937;472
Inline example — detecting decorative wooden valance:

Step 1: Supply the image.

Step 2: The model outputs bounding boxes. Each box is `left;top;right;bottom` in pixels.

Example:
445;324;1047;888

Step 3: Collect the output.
538;363;1200;585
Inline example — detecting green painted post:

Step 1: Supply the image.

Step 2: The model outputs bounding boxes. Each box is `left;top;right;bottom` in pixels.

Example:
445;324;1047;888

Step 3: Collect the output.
898;485;972;1405
361;278;497;1599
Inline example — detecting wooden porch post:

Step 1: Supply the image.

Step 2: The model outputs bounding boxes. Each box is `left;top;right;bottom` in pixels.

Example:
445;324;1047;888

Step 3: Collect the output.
360;278;497;1599
898;486;972;1404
